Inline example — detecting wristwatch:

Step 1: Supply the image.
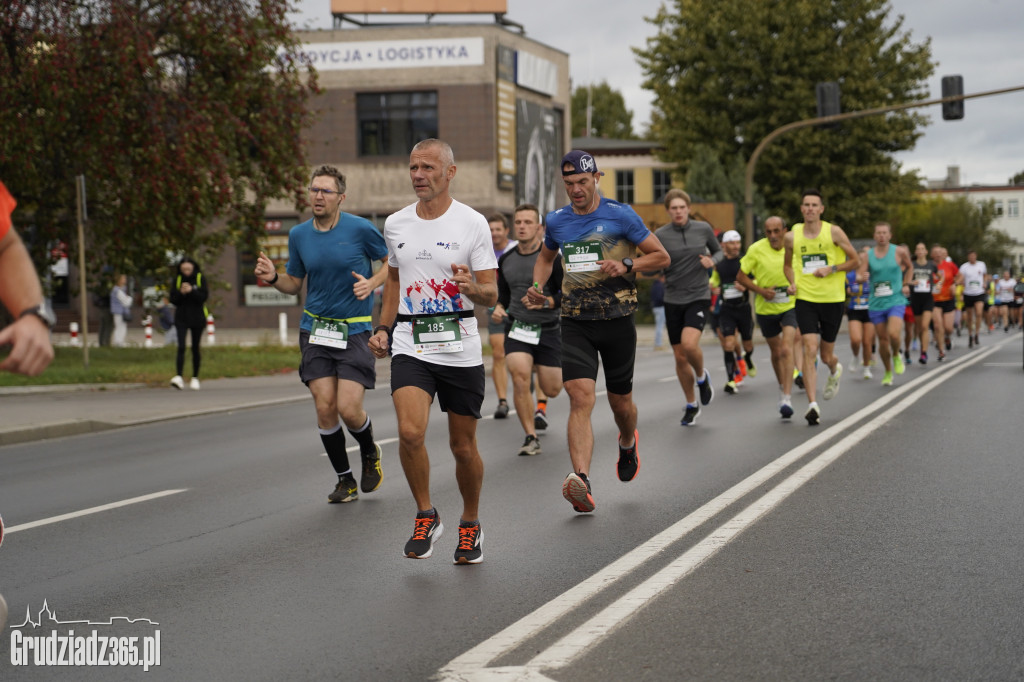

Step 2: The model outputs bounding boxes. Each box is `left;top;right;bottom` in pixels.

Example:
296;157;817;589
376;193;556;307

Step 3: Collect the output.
20;303;56;329
622;257;634;273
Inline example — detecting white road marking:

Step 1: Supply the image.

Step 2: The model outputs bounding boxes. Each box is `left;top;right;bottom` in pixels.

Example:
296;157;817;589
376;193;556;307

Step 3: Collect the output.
437;340;1009;681
4;490;188;534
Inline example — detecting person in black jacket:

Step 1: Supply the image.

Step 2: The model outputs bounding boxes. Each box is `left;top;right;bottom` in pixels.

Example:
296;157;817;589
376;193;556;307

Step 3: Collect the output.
169;257;209;390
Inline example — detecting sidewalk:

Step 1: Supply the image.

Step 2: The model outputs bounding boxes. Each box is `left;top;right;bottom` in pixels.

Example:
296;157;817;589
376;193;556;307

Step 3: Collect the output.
0;324;723;447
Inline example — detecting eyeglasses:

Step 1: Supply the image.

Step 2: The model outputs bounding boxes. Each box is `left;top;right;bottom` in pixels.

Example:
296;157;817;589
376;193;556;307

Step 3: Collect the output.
308;187;341;196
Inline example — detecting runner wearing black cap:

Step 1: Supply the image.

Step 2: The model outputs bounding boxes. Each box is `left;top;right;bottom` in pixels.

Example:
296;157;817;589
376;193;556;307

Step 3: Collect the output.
527;150;670;514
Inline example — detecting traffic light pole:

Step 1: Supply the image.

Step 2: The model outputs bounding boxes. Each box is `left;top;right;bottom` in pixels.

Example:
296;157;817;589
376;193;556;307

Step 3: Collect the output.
743;84;1024;245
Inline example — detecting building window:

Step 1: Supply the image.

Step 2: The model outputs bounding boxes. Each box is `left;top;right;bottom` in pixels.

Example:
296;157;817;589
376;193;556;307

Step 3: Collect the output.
615;170;635;204
994;200;1004;216
653;169;673;203
357;91;438;157
1008;199;1019;218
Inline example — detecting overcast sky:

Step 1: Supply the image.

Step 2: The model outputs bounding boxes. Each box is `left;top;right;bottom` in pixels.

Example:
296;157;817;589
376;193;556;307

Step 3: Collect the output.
292;0;1024;187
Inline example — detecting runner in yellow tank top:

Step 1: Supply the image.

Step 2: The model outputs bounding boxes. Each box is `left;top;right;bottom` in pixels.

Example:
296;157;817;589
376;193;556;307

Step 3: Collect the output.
782;190;859;426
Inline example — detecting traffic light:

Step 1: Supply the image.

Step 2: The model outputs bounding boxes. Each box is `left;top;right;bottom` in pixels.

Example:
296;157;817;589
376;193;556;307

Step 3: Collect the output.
816;82;841;119
942;75;964;120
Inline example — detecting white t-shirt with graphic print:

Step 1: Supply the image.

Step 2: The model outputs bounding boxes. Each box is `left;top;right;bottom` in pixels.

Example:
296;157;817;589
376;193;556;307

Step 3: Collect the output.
384;199;498;367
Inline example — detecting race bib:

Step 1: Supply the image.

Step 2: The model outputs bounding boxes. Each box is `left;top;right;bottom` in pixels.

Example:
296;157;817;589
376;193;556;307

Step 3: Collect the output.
309;318;348;349
563;240;602;273
873;280;894;298
722;283;743;300
801;253;827;274
914;278;931;293
412;315;463;354
507;319;541;345
772;286;790;304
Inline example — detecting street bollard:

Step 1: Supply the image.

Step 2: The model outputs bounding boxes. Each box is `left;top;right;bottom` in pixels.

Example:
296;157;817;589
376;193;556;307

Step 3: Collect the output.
206;315;216;346
69;321;81;346
143;315;153;348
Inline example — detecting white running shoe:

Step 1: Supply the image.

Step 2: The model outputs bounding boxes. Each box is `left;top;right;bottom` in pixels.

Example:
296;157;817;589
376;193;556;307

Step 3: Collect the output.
189;377;200;390
862;366;873;380
822;362;843;400
170;375;185;390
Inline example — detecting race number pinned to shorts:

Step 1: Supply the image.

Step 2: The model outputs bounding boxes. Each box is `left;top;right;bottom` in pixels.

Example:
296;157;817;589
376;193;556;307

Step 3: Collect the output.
914;278;932;293
801;253;827;274
772;286;790;304
309;318;348;349
722;282;743;300
413;315;463;354
873;280;894;298
507;320;541;345
563;241;602;273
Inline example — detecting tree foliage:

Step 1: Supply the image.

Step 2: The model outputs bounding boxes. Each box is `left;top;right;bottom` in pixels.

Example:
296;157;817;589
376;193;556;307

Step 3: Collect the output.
892;196;1010;267
0;0;318;293
571;81;636;139
1011;170;1024;186
636;0;935;236
684;144;765;231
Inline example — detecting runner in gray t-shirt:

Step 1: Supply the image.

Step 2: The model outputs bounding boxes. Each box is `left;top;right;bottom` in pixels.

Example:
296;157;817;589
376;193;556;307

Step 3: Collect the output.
653;189;723;426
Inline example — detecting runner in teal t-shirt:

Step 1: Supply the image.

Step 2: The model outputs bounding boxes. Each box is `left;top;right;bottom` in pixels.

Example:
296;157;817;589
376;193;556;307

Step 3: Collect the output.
856;221;912;386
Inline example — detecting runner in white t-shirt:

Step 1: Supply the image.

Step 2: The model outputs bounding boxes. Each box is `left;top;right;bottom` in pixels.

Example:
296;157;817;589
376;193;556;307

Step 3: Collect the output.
369;139;497;566
957;250;988;348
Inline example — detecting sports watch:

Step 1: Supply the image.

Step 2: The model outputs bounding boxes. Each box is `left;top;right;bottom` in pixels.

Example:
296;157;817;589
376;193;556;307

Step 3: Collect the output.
19;303;56;329
622;257;634;273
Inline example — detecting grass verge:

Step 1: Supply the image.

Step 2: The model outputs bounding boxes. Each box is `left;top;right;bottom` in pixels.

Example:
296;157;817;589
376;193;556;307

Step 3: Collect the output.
0;345;299;387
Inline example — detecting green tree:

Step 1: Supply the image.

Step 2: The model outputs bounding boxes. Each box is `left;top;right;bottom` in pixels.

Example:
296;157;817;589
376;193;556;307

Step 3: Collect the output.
892;195;1010;266
0;0;318;292
1011;170;1024;185
571;81;636;139
684;144;765;232
636;0;934;236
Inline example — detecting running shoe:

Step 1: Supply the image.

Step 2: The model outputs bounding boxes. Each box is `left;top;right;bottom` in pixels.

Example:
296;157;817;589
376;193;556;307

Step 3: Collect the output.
616;430;639;482
405;510;443;558
882;370;894;386
968;335;974;349
804;403;820;426
534;410;549;431
328;474;358;503
360;443;383;493
937;351;946;362
893;353;905;375
903;350;911;364
494;400;509;419
724;380;738;394
518;435;542;457
945;338;952;351
974;335;980;346
680;403;701;426
919;352;928;365
170;375;185;390
562;472;595;513
736;358;748;378
697;369;715;405
862;365;873;380
745;357;757;377
794;372;805;391
822;362;843;400
453;522;484;565
189;377;201;390
779;397;794;419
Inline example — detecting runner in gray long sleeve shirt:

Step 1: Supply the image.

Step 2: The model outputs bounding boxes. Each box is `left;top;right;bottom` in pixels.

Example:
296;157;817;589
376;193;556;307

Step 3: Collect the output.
653;189;722;426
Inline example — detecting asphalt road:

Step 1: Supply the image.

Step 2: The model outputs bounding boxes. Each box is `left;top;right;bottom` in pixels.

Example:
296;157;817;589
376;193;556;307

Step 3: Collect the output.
1;333;1022;680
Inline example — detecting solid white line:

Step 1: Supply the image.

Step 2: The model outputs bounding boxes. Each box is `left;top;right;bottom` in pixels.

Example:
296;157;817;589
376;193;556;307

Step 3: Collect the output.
4;490;188;534
437;340;1010;679
527;344;1000;670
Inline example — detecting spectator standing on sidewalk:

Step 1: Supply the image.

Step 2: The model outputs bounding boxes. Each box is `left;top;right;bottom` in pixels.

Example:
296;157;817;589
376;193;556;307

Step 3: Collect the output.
169;257;209;390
